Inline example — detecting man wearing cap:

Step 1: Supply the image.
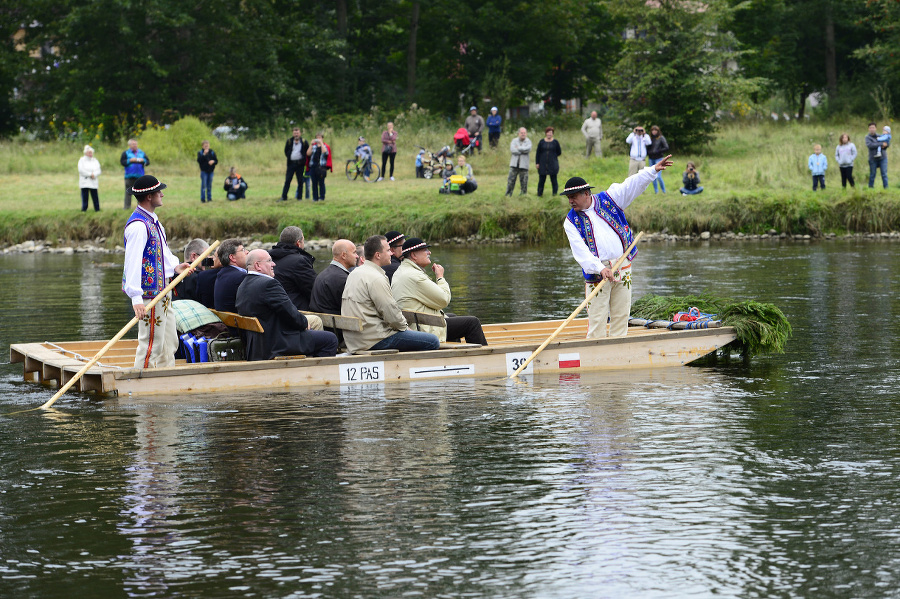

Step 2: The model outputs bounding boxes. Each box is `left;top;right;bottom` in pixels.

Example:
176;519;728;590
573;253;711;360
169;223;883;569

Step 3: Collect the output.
122;175;191;368
391;238;488;346
341;235;441;354
464;106;485;154
561;155;673;338
486;107;502;150
381;230;405;282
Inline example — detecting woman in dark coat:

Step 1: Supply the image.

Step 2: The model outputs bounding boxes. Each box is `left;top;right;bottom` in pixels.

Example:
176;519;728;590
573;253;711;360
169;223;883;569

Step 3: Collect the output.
535;126;562;197
648;125;670;193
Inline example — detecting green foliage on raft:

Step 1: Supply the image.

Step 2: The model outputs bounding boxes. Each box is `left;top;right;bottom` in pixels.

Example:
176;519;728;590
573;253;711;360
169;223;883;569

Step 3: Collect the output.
630;293;792;357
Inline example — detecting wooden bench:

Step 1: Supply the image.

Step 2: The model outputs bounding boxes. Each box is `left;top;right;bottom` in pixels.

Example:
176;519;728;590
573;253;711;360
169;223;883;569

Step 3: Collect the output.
210;309;265;333
402;310;446;328
211;309;445;335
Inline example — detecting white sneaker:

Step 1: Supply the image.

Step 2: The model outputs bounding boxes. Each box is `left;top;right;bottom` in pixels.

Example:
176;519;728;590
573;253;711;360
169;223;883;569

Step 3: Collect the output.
376;177;383;182
390;176;395;181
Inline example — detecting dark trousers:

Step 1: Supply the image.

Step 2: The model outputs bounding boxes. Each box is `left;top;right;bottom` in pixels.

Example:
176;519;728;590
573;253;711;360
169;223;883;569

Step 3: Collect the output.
446;315;487;345
537;173;558;197
81;188;99;211
812;174;825;191
124;177;138;209
306;330;339;357
460;181;477;194
311;170;326;201
381;151;396;178
489;131;500;149
282;161;304;200
840;166;855;188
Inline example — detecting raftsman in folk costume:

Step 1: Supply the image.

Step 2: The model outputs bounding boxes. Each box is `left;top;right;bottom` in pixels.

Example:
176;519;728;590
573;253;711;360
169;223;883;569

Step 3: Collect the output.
561;160;672;338
122;175;190;368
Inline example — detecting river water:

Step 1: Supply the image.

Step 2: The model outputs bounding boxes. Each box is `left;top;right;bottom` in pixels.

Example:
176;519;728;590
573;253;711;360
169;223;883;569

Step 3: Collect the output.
1;239;899;597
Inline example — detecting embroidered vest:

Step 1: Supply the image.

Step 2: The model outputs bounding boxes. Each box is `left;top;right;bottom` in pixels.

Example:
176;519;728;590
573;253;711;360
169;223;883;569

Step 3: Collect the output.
122;209;165;299
566;191;637;282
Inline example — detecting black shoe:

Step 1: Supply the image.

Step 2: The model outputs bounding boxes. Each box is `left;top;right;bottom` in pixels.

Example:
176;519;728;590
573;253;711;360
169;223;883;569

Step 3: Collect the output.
277;198;288;202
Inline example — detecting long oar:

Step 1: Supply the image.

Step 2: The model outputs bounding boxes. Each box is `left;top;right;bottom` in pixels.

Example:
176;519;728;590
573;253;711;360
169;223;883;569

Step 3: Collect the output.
39;240;221;410
509;232;643;379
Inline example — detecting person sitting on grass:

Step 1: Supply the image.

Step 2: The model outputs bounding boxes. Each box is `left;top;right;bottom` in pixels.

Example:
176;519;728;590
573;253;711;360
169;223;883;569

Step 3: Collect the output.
680;162;703;195
223;167;248;201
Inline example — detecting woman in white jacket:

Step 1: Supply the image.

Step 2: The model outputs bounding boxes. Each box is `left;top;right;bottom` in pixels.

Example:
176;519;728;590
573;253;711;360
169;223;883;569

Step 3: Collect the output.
77;145;101;211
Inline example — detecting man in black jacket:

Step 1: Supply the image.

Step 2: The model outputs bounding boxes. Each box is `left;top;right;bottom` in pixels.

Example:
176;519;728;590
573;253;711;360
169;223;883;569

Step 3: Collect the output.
280;127;308;202
270;226;317;310
381;230;405;283
309;239;358;315
236;249;338;360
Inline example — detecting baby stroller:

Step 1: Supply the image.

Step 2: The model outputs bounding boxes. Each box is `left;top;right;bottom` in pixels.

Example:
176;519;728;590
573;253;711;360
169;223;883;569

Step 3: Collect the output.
417;145;454;179
454;128;478;155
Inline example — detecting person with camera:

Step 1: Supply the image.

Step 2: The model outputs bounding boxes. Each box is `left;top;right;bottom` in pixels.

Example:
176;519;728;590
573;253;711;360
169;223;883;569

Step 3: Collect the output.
306;133;332;202
197;140;218;203
223;166;248;200
625;125;651;177
680;162;704;195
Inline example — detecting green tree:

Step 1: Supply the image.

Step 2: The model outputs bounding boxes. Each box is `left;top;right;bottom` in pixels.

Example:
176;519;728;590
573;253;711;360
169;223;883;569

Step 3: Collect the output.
608;0;760;151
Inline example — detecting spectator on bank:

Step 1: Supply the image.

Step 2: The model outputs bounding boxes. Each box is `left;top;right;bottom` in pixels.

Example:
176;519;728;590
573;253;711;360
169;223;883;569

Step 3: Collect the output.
224;167;248;200
835;133;857;189
625;125;651;176
486;107;502;150
78;144;101;212
865;122;889;189
415;149;426;178
507;127;532;196
298;163;311;199
680;161;704;195
281;127;308;202
307;133;331;202
379;122;398;181
581;111;603;158
535;127;562;197
876;125;892;158
647;125;670;194
197;140;218;203
808;144;827;191
452;155;478;194
120;138;149;210
465;106;485;154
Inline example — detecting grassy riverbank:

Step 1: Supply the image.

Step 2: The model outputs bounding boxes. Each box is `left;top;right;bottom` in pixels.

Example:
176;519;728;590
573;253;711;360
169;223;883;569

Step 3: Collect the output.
3;119;900;246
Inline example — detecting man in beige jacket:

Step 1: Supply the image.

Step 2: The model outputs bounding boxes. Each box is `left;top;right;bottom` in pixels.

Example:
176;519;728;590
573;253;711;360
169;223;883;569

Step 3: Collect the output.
581;110;603;158
341;235;441;354
391;238;487;345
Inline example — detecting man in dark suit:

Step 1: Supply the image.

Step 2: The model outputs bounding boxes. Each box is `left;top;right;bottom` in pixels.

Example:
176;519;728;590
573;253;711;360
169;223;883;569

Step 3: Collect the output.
237;249;339;360
310;239;358;315
213;238;249;313
280;127;308;202
270;226;317;310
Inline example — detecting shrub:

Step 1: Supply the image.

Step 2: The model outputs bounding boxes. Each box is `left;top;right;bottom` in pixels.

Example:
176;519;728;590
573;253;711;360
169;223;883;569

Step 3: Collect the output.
139;116;211;165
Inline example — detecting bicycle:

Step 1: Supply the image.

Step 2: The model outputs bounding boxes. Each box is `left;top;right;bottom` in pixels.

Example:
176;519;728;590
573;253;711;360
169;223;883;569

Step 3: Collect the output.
345;157;380;182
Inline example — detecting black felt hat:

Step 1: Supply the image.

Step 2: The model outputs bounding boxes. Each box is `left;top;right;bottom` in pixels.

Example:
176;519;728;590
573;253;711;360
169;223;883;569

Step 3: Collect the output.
560;176;594;196
401;237;431;256
131;175;167;197
383;231;406;247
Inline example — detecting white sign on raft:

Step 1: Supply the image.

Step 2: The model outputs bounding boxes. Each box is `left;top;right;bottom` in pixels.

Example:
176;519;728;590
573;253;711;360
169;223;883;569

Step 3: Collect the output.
505;352;534;376
339;361;386;384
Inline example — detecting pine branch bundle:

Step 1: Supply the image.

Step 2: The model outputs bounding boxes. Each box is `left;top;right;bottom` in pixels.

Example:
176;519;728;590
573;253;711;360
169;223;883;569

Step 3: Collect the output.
630;293;792;356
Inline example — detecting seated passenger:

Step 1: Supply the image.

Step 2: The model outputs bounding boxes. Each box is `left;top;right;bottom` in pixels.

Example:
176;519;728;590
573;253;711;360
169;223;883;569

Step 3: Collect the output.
270;225;317;310
213;238;249;313
236;249;338;360
174;238;211;302
381;230;405;282
391;237;487;346
309;239;358;315
341;235;441;354
224;166;248;200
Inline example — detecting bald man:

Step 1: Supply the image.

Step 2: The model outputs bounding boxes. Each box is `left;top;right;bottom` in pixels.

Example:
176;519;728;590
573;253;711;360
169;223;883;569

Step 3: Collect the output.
309;239;358;315
236;249;338;360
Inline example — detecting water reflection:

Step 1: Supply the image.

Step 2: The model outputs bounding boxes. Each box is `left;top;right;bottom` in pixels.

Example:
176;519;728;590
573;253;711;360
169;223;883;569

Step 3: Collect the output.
4;241;900;596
